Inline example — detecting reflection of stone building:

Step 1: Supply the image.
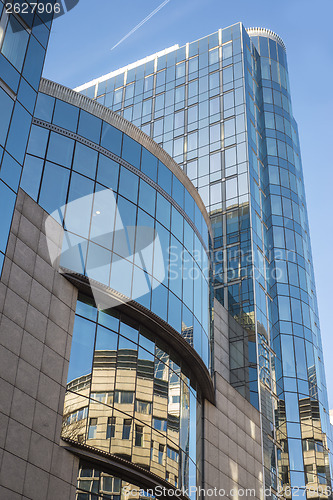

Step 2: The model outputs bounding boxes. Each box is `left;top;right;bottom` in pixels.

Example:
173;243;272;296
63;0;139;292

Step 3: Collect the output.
62;336;184;489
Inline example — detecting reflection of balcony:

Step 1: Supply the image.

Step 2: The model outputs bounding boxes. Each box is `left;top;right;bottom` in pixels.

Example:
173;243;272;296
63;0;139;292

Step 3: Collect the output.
275;396;331;498
62;348;191;490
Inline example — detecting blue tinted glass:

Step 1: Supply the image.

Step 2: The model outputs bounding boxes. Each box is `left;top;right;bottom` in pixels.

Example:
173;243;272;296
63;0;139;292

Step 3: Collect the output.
20;154;44;200
97;154;119;191
157;161;172;195
171;206;184;242
1;16;29;71
67;316;96;382
39;162;70;222
22;35;45;89
101;122;122;156
119;320;138;343
76;294;97;321
0;181;16;253
151;283;168;321
0;54;20;93
156;193;171;230
90;186;116;250
169;235;182;297
0;152;21;191
66;173;94;238
185;192;195;223
17;78;36;114
6;103;31;164
53;99;79;132
78;110;101;143
47;132;74;167
113;196;137;257
60;232;88;275
34;93;55;122
168;292;181;332
138;179;156;215
259;37;269;58
118;166;139;203
172;176;185;209
0;87;14;147
98;310;120;332
141;147;158;181
96;325;118;350
72;142;98;179
122;135;141;169
109;256;133;298
27;125;49;157
154;223;169;286
132;266;151;309
85;242;111;286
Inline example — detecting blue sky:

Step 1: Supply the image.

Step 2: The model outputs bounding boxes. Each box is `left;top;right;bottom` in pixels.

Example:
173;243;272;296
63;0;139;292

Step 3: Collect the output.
43;0;333;405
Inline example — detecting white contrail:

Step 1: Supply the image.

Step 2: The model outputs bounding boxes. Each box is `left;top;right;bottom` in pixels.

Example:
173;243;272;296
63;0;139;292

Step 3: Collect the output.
111;0;171;51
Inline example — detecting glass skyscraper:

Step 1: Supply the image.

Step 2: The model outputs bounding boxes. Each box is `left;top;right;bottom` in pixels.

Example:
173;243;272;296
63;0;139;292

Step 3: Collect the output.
76;23;333;497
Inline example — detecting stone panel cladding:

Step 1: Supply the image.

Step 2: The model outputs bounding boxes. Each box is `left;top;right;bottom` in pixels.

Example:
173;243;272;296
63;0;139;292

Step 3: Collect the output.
0;189;79;500
202;299;264;499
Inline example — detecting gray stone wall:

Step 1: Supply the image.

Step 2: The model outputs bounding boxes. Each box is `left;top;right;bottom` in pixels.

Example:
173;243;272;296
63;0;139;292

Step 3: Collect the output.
0;189;79;500
202;299;264;498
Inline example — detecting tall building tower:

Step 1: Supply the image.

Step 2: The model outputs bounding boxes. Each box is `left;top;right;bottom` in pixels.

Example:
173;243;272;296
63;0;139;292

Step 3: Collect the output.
76;23;332;496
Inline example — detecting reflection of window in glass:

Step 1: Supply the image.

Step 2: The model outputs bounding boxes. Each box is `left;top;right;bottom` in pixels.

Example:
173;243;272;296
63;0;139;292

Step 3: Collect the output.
106;417;115;439
167;446;179;462
134;425;143;447
166;471;170;482
317;466;327;484
122;419;132;440
66;406;88;425
305;465;314;484
158;444;164;465
150;441;154;460
135;400;152;414
88;418;98;439
153;417;167;432
114;391;134;404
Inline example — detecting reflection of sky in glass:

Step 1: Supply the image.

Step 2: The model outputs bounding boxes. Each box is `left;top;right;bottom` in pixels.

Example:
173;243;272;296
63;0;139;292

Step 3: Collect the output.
67;316;95;382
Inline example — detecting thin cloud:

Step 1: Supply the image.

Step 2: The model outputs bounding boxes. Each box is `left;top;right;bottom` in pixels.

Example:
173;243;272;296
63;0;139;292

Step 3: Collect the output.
111;0;171;51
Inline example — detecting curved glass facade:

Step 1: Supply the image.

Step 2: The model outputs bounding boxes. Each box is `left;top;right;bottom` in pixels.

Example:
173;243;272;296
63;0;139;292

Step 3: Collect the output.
20;88;211;367
246;29;332;496
62;293;200;495
0;1;53;273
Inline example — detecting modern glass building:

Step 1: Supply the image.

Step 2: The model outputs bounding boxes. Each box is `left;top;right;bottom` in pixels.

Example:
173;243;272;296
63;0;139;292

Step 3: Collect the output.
76;23;333;497
0;5;331;499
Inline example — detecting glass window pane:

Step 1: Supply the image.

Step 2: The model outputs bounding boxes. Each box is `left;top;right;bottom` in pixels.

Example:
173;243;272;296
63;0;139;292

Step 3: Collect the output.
21;154;44;200
65;173;94;238
67;316;96;382
78;110;101;144
73;142;98;179
1;16;29;71
39;162;70;223
53;99;79;133
47;132;74;167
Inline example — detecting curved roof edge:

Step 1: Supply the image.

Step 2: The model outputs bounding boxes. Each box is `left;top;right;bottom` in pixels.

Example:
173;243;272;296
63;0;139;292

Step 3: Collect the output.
246;27;286;51
39;78;212;234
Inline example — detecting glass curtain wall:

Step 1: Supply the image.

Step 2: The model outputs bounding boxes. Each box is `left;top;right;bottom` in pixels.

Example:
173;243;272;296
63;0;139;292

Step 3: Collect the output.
0;0;53;273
